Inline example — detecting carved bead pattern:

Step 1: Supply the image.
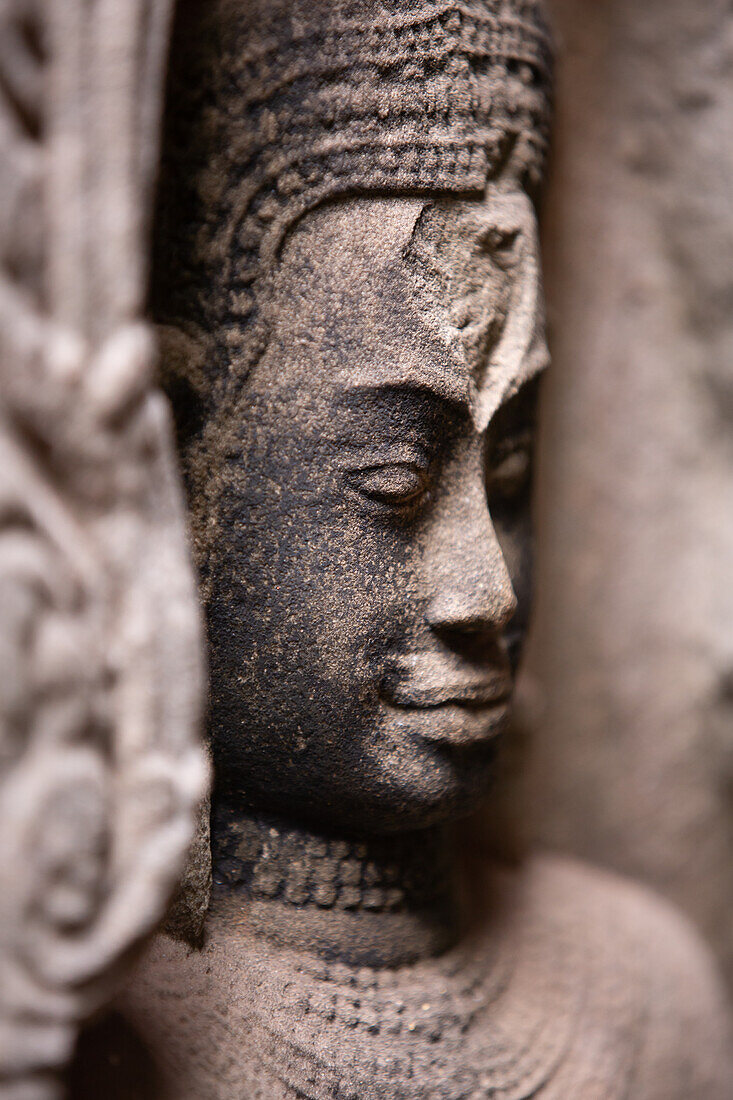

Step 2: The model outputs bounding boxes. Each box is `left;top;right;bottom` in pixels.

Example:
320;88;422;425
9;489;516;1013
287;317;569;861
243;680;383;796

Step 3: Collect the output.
231;859;647;1100
213;815;452;914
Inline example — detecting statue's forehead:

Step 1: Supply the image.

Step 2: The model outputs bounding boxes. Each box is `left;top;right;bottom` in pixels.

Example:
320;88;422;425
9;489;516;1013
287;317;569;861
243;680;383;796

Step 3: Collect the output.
273;190;546;428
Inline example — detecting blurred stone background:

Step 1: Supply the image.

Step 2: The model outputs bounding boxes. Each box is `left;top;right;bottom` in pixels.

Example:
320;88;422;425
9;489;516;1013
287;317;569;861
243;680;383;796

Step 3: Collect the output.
522;0;733;989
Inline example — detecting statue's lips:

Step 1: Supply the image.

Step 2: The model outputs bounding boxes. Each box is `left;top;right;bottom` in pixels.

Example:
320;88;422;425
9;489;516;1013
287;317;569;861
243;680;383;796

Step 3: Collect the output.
380;665;512;747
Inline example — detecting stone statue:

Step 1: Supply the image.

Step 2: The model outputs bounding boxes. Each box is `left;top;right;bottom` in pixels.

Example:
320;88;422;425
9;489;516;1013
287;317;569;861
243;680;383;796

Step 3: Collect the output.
0;1;208;1096
69;0;732;1097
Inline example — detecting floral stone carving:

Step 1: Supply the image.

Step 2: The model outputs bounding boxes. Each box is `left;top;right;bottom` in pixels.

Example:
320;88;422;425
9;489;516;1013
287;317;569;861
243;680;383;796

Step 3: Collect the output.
0;2;208;1097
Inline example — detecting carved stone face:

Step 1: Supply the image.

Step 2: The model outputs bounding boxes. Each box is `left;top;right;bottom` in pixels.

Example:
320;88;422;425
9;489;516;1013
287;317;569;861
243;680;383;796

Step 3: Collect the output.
205;181;545;833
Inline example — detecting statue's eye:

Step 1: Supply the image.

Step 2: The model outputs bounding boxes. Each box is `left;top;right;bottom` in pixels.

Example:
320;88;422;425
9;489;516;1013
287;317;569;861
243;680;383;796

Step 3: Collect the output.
488;442;532;505
479;226;521;260
350;463;429;507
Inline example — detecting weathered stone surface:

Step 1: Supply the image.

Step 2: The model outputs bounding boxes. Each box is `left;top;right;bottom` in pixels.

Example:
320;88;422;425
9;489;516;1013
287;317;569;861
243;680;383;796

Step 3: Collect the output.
68;2;732;1097
4;0;730;1095
72;854;733;1098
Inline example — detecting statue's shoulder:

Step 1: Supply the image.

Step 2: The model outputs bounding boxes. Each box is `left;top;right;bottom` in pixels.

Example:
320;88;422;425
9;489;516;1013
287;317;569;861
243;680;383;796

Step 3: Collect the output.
510;852;733;1097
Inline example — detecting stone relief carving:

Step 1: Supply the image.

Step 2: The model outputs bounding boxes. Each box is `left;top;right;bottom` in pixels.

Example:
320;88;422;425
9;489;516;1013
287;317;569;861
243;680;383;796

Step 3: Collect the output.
63;1;732;1097
0;1;208;1096
1;0;731;1098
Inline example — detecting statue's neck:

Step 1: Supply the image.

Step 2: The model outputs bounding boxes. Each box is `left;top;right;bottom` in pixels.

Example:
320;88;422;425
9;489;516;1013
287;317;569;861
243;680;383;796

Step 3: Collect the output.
210;804;465;967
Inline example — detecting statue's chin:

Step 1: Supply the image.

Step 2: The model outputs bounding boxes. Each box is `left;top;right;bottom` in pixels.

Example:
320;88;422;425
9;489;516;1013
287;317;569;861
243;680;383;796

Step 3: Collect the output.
228;742;502;837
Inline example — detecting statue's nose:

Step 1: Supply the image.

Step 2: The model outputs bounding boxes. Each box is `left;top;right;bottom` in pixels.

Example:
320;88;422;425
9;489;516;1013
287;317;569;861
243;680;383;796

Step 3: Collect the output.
425;483;517;640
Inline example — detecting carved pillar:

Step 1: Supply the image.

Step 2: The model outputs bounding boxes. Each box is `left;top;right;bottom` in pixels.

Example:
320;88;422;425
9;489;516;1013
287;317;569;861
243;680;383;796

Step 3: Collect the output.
0;3;208;1096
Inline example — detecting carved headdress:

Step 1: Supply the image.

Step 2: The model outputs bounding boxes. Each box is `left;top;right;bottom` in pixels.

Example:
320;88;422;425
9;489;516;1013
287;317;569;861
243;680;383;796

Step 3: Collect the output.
156;0;552;401
155;0;553;940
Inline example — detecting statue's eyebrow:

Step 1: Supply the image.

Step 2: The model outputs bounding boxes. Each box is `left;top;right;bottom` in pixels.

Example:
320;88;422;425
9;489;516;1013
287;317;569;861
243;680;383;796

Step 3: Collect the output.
335;380;470;424
334;353;471;416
